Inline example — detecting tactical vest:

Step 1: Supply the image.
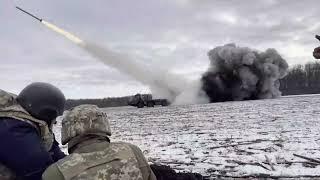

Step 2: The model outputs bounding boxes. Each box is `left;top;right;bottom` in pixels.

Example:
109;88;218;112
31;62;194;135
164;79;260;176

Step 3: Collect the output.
0;89;54;179
57;142;143;180
0;89;16;108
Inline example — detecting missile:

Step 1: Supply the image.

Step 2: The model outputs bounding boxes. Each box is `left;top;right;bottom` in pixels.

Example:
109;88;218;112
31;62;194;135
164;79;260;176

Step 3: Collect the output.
16;6;42;22
16;6;84;44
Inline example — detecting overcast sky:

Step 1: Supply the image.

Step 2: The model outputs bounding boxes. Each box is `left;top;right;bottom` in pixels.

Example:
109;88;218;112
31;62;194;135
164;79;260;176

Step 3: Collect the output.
1;0;319;98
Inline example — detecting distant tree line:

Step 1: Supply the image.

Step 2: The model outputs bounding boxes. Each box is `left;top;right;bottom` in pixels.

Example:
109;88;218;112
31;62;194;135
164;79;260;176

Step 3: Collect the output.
65;94;152;110
65;96;132;110
280;61;320;95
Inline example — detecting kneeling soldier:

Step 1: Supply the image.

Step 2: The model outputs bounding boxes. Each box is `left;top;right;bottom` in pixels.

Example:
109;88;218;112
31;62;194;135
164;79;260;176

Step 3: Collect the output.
42;104;156;180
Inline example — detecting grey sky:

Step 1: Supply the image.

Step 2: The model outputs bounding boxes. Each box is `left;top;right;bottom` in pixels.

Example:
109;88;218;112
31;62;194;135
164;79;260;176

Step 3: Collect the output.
1;0;319;98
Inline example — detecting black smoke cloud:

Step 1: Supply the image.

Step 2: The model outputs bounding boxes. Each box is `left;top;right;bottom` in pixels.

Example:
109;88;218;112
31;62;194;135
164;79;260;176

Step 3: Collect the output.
201;44;289;103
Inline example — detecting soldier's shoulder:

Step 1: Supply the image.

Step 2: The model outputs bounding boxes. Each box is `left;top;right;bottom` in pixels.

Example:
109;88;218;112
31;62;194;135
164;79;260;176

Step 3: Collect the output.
42;163;65;180
57;153;85;166
112;142;149;166
110;142;142;151
0;90;17;108
111;141;138;147
110;142;146;158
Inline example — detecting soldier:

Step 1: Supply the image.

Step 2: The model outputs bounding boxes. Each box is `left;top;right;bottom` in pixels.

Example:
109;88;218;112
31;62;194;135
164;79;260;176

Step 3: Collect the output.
0;82;66;180
42;104;157;180
314;35;320;59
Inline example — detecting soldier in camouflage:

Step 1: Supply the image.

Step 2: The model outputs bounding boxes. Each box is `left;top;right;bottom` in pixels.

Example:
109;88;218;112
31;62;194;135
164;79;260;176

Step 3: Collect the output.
0;82;66;180
42;104;157;180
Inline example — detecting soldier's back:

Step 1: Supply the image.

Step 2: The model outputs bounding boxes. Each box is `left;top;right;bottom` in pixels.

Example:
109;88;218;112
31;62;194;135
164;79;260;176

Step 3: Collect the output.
55;141;144;180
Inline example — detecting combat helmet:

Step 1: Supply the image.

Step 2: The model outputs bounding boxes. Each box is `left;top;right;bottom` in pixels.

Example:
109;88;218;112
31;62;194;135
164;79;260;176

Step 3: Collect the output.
16;82;66;125
61;104;112;145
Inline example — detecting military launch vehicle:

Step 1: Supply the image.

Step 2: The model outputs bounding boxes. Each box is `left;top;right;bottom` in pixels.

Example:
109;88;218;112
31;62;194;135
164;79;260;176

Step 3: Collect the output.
128;94;169;108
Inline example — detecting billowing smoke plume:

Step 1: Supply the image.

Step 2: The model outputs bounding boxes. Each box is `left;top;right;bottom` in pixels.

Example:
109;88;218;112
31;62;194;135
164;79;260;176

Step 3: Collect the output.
82;42;211;104
81;42;191;103
201;44;289;103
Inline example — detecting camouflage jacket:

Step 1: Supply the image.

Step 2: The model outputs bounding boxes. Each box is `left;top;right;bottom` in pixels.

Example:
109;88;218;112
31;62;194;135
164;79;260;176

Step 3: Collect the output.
0;89;54;151
42;138;157;180
0;89;54;180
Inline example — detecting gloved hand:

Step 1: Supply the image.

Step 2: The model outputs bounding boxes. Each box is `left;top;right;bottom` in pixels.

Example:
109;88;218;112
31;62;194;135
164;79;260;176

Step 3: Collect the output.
49;135;66;162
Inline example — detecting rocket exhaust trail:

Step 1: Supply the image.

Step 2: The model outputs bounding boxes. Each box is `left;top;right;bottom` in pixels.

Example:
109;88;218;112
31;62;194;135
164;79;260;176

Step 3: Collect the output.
16;6;189;103
41;21;84;45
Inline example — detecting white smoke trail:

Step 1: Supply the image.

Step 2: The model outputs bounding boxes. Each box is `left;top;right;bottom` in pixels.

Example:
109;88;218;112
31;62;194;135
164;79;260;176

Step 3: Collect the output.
82;43;209;104
81;42;191;102
41;21;195;103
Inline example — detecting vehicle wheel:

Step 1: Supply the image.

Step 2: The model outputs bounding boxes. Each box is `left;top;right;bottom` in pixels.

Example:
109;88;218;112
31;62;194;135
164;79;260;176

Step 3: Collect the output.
161;100;168;106
147;101;154;107
137;101;144;108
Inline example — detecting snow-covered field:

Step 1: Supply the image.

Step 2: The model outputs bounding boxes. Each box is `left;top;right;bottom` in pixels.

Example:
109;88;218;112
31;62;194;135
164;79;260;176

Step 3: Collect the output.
54;94;320;178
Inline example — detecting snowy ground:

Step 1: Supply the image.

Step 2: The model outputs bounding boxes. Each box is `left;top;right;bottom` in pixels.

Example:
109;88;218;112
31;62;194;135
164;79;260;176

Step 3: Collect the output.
54;94;320;178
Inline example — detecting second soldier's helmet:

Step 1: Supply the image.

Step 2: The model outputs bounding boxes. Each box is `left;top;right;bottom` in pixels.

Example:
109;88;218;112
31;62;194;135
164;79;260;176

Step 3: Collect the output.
61;104;112;145
16;82;66;124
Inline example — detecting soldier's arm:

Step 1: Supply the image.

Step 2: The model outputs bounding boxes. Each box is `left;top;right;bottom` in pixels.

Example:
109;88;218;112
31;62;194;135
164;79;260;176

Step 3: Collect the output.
42;163;65;180
49;137;66;162
148;167;157;180
0;118;54;180
129;144;157;180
